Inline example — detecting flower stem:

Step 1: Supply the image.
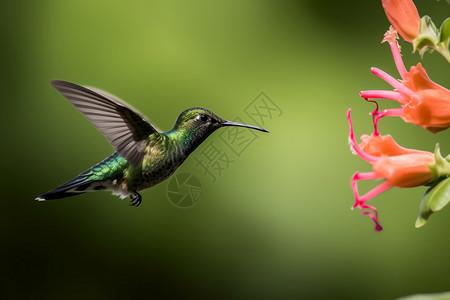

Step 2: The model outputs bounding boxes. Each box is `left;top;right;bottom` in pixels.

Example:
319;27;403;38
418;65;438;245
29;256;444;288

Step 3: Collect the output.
435;46;450;63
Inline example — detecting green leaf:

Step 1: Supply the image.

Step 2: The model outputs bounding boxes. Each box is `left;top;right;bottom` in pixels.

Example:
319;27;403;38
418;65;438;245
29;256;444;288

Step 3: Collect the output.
397;292;450;300
415;177;450;228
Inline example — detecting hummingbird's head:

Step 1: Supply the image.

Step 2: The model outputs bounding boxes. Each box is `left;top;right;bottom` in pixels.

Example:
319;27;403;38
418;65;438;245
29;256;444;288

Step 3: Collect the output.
173;107;269;136
170;107;268;152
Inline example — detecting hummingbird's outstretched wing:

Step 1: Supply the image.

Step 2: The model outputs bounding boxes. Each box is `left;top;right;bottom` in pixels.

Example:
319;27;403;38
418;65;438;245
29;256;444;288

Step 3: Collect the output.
51;80;158;168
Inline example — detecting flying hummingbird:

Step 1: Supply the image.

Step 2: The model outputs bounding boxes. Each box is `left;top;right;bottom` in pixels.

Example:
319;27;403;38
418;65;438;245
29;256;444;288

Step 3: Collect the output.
36;80;269;207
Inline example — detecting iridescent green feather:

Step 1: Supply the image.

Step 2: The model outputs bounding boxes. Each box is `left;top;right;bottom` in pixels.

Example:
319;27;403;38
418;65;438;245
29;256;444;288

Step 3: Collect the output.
85;152;129;181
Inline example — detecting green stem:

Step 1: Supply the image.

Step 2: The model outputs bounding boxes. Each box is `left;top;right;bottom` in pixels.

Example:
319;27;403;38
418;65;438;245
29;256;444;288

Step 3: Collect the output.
435;46;450;63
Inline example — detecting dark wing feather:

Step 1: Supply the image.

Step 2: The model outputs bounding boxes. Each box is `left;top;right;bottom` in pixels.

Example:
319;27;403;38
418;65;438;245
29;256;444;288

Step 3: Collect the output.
51;80;158;167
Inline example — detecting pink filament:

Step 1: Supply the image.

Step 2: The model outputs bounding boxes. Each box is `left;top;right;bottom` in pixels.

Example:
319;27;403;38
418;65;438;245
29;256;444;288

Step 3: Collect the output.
347;109;378;163
360;93;405;136
361;204;384;232
388;41;407;79
359;90;404;103
382;26;407;80
351;172;392;232
363;99;382;136
372;107;405;136
371;68;414;97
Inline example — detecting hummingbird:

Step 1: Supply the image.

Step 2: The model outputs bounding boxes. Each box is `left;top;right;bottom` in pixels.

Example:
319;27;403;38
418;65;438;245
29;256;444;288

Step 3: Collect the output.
36;80;269;207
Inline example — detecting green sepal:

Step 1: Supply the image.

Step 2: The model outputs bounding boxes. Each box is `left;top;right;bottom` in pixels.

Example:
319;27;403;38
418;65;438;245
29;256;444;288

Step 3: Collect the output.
415;145;450;228
413;16;450;62
439;18;450;49
428;144;450;179
413;16;439;56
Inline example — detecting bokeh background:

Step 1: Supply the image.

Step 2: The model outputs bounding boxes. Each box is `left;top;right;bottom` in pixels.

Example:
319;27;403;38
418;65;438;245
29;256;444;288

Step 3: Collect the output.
2;1;450;299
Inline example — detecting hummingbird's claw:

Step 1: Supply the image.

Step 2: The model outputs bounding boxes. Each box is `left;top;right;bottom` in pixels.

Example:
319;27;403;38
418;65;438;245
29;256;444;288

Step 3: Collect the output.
129;192;142;207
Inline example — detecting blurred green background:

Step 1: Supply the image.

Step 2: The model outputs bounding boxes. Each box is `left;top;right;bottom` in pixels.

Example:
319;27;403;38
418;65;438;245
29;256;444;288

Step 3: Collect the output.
1;0;450;299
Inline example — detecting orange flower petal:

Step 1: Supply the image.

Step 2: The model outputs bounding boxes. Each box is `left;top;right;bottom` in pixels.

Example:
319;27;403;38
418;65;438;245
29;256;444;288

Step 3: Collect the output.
373;154;434;187
400;64;450;132
402;64;445;91
382;0;420;43
359;133;429;157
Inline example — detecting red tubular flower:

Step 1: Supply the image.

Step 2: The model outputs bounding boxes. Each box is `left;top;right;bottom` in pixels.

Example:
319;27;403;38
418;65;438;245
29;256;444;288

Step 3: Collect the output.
360;27;450;133
381;0;420;43
348;109;435;231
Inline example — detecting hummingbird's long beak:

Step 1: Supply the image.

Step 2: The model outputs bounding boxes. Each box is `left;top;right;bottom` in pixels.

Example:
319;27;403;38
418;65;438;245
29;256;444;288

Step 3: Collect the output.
221;120;269;133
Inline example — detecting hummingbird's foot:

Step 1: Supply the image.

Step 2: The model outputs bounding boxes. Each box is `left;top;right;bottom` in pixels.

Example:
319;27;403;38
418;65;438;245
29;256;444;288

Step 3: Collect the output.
129;192;142;207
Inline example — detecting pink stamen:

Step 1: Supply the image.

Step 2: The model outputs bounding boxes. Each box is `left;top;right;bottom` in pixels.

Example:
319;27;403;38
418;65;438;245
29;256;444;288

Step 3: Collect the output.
354;180;391;206
372;108;405;134
347;109;378;162
363;99;382;135
372;108;404;118
382;26;399;45
382;27;407;79
360;204;383;232
351;171;380;207
351;172;391;232
371;68;414;97
388;40;407;79
359;90;404;103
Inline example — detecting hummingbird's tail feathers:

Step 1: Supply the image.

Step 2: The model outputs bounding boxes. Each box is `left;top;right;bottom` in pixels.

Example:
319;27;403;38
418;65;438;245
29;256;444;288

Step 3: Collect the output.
35;175;103;201
36;152;128;201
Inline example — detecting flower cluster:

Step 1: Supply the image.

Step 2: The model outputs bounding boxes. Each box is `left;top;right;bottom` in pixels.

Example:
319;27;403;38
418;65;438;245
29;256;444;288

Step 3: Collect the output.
348;0;450;231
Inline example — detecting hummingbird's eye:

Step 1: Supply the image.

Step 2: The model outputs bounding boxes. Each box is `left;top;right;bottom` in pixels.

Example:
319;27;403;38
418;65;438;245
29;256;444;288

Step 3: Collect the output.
199;114;208;122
